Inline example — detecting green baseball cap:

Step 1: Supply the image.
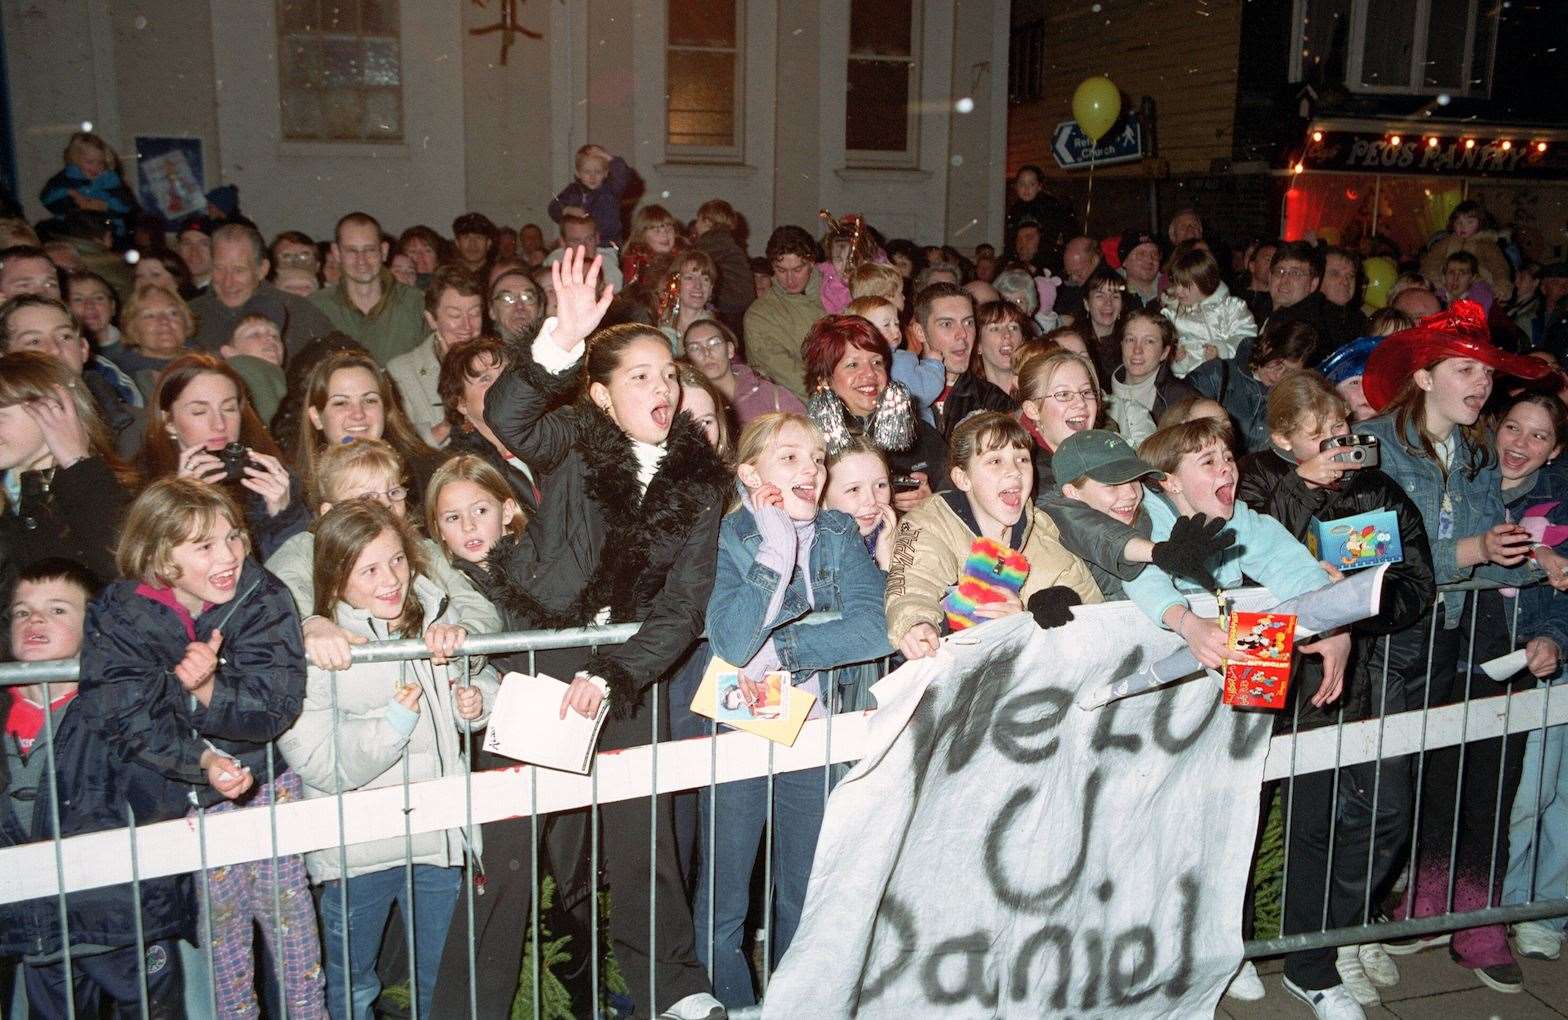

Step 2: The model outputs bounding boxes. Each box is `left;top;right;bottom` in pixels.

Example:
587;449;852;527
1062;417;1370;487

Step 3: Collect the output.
1051;429;1166;485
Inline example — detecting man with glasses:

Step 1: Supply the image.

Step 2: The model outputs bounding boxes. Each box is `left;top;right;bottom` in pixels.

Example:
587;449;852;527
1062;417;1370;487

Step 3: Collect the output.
1265;241;1368;356
269;230;320;280
311;212;426;365
486;268;545;351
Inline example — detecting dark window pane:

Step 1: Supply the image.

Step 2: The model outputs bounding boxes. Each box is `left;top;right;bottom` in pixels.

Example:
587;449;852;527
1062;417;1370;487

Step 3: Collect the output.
668;0;736;48
359;0;397;35
321;37;362;87
1360;0;1416;87
1423;0;1470;89
668;49;736;147
282;36;322;88
363;38;401;86
846;58;910;152
281;89;324;139
850;0;912;57
1298;0;1351;87
280;0;319;33
364;89;401;138
320;1;355;32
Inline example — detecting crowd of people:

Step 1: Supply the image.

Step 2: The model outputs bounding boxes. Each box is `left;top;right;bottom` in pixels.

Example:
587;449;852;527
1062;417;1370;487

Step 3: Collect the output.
0;133;1564;1020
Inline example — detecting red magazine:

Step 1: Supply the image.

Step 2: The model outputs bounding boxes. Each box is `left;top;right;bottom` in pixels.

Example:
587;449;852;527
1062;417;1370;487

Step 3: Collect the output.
1222;610;1297;710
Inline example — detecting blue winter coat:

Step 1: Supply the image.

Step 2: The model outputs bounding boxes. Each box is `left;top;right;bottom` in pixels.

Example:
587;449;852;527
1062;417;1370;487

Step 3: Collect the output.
77;558;307;798
0;697;194;959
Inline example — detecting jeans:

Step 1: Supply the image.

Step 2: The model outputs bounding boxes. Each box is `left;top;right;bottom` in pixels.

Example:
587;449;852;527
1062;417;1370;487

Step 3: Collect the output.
693;766;828;1008
319;864;461;1020
1503;713;1568;930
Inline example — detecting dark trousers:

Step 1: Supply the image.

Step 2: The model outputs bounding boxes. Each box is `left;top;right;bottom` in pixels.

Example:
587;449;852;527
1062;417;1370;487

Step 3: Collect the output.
1384;594;1530;967
1280;758;1410;987
429;748;593;1018
532;647;711;1018
24;939;183;1020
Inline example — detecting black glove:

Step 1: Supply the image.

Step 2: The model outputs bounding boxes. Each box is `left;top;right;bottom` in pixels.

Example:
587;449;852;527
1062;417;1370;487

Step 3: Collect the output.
1152;514;1235;592
1028;586;1082;630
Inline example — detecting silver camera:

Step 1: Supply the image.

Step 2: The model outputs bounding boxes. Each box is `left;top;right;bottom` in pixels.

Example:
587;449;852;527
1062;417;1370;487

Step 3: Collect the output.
1320;433;1379;467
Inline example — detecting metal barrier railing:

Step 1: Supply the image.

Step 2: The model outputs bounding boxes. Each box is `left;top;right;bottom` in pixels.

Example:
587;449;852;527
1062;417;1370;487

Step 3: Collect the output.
3;592;1567;1018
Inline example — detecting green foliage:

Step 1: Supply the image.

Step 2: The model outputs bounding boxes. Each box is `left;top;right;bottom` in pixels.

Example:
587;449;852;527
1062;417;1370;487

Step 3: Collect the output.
512;877;576;1020
1252;795;1285;940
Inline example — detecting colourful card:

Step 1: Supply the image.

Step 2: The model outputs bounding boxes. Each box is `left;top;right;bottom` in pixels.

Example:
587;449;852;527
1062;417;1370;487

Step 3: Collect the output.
691;656;816;746
1222;610;1297;710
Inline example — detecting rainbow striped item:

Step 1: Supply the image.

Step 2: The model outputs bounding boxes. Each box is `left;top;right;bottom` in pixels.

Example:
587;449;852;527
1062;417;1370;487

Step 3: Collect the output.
941;537;1031;631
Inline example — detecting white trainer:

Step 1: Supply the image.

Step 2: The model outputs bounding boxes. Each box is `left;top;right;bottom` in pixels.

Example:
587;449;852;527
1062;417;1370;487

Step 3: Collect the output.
1283;975;1368;1020
1356;942;1400;986
1334;945;1381;1006
1512;920;1563;960
658;992;726;1019
1224;959;1266;1001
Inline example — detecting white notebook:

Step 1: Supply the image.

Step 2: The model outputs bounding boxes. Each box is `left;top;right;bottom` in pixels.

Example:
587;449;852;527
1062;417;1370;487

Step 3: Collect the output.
482;672;609;775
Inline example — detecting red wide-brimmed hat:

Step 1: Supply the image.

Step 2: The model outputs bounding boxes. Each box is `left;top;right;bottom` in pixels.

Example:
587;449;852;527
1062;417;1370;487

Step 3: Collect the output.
1361;299;1551;412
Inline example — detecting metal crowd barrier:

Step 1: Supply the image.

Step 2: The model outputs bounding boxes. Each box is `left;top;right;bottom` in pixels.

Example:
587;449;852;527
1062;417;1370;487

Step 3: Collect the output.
0;590;1566;1019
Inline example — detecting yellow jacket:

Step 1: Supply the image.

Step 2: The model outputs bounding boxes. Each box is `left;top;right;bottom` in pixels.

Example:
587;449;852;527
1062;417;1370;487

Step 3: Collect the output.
884;491;1103;643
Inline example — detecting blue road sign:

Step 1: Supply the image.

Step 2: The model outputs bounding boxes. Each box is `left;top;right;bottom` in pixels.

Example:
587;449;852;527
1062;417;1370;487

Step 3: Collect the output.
1051;118;1144;170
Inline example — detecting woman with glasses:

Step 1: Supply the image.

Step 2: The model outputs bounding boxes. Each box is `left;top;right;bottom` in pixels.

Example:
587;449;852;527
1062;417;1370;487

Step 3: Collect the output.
680;318;804;426
1016;347;1104;492
487;268;545;350
110;282;197;401
802;314;948;512
658;250;721;353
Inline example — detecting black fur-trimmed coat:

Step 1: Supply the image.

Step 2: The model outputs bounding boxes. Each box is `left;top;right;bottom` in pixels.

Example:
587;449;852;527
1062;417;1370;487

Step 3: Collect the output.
483;355;731;714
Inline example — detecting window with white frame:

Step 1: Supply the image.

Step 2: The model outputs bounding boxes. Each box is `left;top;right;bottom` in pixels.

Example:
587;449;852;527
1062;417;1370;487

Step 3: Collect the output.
1291;0;1496;96
846;0;920;166
666;0;744;160
277;0;403;142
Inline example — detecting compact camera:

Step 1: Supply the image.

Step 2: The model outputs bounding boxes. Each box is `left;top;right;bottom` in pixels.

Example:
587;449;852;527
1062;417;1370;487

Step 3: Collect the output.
1319;433;1379;467
891;474;923;493
215;442;258;483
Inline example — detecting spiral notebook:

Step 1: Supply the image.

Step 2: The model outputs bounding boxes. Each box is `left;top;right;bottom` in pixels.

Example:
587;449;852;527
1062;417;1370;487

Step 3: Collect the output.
482;672;609;775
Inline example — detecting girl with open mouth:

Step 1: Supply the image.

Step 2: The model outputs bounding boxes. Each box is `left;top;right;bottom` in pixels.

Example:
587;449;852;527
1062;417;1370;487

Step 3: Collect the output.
480;245;730;1019
885;410;1103;665
1017;346;1102;493
79;477;322;1019
1340;300;1553;995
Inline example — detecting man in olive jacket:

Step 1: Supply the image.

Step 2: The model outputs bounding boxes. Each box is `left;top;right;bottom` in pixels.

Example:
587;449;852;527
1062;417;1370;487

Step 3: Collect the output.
743;225;825;400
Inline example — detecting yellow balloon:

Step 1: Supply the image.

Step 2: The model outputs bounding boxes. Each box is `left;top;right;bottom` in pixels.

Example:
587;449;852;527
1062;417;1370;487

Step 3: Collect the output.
1072;76;1122;143
1362;256;1397;310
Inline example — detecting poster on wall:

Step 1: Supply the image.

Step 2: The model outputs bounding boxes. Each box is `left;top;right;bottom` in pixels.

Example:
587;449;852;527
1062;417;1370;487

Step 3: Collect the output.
134;136;207;224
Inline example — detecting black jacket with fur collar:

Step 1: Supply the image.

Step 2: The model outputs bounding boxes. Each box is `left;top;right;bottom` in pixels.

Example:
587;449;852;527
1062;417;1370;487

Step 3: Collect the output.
483;356;731;714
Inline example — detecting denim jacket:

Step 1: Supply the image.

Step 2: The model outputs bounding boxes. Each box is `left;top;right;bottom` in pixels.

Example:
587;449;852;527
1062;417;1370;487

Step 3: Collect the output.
708;507;893;685
1357;414;1527;625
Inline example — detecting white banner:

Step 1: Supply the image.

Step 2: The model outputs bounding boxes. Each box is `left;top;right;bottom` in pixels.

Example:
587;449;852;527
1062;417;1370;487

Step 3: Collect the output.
762;605;1279;1019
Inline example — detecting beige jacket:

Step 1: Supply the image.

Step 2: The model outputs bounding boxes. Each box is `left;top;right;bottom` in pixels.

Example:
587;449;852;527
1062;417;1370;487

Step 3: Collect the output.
884;492;1103;643
278;576;500;883
386;333;447;446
